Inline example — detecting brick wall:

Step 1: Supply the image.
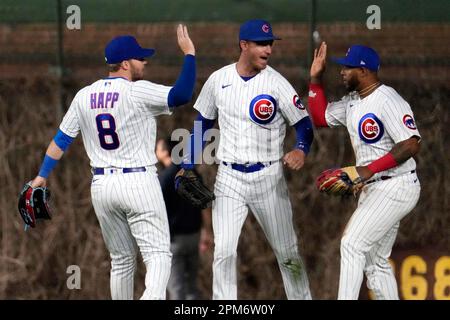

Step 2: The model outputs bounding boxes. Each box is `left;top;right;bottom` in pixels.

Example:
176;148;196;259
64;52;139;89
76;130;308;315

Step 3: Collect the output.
0;22;448;87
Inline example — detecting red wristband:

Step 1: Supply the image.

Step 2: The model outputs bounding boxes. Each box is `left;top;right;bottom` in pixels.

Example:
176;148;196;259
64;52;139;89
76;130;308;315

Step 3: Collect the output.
308;83;328;127
367;152;398;174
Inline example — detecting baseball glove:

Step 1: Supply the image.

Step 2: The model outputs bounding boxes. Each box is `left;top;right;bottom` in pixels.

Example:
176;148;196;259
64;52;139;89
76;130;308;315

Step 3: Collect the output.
17;182;52;228
174;169;215;209
316;166;364;196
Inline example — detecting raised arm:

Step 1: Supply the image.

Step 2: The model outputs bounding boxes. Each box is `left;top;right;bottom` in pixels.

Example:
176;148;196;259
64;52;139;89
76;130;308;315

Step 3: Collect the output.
177;23;195;56
167;24;197;108
308;42;329;127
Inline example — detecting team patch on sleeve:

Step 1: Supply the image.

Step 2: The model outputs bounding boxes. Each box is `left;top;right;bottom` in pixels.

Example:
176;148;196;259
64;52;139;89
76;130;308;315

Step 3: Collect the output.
248;94;277;124
402;114;417;130
292;95;305;110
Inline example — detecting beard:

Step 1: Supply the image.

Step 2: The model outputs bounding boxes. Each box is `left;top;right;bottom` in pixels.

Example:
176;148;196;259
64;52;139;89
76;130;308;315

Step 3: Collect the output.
129;63;144;81
345;75;359;92
131;70;144;81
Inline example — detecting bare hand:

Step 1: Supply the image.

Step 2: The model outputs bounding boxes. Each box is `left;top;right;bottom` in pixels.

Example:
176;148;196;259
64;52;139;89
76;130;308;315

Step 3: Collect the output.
199;228;214;254
30;176;47;188
310;41;327;82
356;166;374;181
177;24;195;56
283;149;306;171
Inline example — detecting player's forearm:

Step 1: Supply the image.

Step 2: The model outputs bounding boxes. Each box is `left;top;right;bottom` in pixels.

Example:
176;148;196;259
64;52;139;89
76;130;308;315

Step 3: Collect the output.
38;130;74;178
308;83;328;127
390;136;421;163
310;75;323;85
365;137;420;175
38;141;64;178
167;54;196;107
293;116;314;154
46;140;65;160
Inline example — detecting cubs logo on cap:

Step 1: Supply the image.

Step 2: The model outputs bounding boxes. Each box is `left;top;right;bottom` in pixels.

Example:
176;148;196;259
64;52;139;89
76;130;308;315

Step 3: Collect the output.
358;113;384;143
249;94;277;125
239;19;281;41
402;114;417;130
292;95;305;110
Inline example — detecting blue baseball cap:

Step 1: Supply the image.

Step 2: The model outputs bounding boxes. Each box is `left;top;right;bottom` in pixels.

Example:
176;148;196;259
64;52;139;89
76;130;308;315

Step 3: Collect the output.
104;35;155;64
239;19;281;41
332;45;380;72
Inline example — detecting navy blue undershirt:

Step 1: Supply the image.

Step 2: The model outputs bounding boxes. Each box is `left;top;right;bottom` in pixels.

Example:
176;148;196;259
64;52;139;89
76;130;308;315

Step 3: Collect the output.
167;54;196;107
293;116;314;154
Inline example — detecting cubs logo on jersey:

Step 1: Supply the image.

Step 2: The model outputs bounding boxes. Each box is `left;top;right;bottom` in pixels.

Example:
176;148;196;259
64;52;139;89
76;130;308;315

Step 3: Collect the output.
292;95;305;110
249;94;277;125
402;114;417;130
358;113;384;144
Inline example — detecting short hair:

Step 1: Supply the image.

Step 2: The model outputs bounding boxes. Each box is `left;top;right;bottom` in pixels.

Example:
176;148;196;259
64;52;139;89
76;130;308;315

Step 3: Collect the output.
107;63;122;72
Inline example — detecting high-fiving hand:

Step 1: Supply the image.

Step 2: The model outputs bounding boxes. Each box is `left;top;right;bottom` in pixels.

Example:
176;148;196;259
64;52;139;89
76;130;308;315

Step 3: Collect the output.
177;24;195;56
310;41;327;83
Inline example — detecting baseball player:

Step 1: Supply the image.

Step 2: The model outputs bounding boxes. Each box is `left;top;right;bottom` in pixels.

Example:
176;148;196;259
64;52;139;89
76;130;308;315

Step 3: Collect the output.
309;42;421;299
180;19;313;300
29;24;196;299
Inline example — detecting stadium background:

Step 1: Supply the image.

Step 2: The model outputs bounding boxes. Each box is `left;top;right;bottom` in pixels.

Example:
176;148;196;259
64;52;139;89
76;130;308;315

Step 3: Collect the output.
0;0;448;299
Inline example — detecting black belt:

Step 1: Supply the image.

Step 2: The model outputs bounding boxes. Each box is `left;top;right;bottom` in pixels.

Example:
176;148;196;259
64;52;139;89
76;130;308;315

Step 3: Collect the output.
222;161;271;173
93;167;147;175
366;170;415;184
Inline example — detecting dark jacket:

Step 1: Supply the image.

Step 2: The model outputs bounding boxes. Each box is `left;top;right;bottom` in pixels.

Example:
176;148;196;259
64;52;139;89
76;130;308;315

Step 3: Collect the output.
158;164;202;238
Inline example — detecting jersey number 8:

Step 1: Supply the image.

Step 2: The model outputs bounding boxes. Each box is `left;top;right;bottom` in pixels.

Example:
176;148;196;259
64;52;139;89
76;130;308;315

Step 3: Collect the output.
95;113;120;150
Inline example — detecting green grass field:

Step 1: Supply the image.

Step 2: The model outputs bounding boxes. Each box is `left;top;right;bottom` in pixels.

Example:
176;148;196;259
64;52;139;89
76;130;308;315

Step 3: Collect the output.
1;0;448;23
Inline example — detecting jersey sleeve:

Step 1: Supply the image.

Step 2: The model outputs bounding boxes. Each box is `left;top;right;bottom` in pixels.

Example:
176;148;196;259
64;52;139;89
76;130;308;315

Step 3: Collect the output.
325;95;351;127
276;76;308;126
59;93;81;138
193;72;218;120
130;80;172;116
382;97;421;143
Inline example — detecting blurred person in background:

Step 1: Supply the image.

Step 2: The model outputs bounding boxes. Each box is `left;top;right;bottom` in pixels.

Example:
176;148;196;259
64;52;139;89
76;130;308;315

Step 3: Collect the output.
156;137;213;300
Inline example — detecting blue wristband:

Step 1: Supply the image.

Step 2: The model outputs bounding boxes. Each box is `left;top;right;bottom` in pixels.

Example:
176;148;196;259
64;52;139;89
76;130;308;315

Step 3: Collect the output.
293;117;314;155
296;142;310;154
53;129;74;151
38;155;59;178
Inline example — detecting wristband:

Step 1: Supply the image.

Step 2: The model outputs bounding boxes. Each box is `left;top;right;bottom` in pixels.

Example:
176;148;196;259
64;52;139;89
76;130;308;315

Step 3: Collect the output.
38;155;59;178
367;152;398;174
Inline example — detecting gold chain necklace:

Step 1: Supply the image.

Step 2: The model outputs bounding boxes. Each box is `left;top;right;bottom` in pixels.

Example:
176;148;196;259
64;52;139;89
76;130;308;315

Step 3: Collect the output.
359;81;381;96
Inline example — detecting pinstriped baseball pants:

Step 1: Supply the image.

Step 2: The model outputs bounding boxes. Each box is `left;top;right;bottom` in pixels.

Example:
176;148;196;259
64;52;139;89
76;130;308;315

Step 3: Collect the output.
212;161;311;300
90;166;171;300
338;172;421;300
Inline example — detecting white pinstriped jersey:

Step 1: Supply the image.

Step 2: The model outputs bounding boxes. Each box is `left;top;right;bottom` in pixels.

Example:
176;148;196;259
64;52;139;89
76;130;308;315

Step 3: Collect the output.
60;77;172;168
194;63;309;163
325;85;421;179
